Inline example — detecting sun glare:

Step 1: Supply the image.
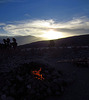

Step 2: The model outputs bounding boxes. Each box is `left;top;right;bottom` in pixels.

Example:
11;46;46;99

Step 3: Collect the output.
42;30;63;39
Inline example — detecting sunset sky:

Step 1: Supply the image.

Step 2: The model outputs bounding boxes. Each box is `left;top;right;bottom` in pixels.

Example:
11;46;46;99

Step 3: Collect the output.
0;0;89;39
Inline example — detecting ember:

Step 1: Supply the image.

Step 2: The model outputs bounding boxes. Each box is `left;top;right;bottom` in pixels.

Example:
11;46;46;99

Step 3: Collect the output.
32;68;44;80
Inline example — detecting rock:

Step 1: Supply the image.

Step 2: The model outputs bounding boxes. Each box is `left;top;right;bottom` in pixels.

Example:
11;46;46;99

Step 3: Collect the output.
7;96;15;100
44;81;50;88
44;70;49;74
53;79;58;83
58;70;63;75
51;83;59;92
16;75;23;81
55;91;61;96
64;79;73;86
6;80;11;86
2;86;8;92
1;94;6;100
40;84;47;91
57;78;64;85
60;86;64;93
42;73;45;77
36;93;40;97
28;78;34;84
43;93;47;97
26;84;31;89
46;75;51;80
47;88;52;95
30;89;35;95
0;91;2;96
9;86;15;95
52;71;59;75
17;87;23;94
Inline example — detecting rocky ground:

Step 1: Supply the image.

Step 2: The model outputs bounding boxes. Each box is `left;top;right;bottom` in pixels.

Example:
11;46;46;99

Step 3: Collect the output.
0;47;89;100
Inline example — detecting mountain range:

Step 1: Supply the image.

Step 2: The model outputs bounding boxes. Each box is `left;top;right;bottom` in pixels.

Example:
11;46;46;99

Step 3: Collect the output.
0;34;89;48
0;35;44;45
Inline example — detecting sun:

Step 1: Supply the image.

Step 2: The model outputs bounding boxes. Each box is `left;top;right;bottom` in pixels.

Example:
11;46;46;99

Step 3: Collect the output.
42;30;63;39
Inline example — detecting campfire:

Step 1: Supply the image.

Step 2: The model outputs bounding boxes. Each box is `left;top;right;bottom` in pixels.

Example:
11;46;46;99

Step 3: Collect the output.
0;62;70;100
32;68;44;80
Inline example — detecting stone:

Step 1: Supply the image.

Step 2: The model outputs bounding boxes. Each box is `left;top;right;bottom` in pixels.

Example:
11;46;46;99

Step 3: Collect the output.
47;88;52;95
53;79;58;83
64;79;73;86
16;75;23;81
1;94;6;100
2;86;8;92
60;86;64;93
51;83;59;92
57;78;64;85
6;80;11;86
44;70;49;74
55;91;61;96
0;91;2;96
10;86;15;95
36;93;40;97
17;87;23;94
27;84;31;89
43;93;47;97
46;75;51;79
30;89;35;95
7;96;15;100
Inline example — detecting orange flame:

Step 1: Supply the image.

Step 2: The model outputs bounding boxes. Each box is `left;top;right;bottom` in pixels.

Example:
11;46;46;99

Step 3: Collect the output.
32;68;44;80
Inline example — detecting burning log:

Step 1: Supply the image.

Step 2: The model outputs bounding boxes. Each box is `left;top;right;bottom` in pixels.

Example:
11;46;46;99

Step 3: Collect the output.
32;68;44;80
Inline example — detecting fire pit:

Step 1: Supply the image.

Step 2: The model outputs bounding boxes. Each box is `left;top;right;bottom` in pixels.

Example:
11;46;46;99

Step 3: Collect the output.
0;62;69;100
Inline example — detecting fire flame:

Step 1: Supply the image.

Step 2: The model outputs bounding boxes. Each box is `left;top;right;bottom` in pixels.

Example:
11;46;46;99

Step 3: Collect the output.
32;68;44;80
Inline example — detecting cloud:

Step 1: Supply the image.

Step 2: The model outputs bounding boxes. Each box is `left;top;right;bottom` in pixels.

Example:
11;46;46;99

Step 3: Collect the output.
54;16;89;36
2;16;89;37
0;23;6;26
3;19;54;36
0;23;6;34
24;14;31;17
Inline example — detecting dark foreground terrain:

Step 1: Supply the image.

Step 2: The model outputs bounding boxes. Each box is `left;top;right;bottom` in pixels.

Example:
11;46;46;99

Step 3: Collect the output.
0;45;89;100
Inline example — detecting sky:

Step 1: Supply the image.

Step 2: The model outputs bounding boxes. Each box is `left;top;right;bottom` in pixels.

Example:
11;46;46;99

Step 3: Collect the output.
0;0;89;39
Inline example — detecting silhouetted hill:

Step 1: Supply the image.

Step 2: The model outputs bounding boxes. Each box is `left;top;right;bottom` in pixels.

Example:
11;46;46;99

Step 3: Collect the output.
56;34;89;47
19;34;89;48
0;35;44;45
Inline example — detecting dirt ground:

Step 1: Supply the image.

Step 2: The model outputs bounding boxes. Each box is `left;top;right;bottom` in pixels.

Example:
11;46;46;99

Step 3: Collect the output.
0;48;89;100
45;59;89;100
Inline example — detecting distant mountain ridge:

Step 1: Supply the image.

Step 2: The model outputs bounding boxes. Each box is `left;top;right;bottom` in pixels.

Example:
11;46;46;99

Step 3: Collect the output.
0;35;44;45
19;34;89;48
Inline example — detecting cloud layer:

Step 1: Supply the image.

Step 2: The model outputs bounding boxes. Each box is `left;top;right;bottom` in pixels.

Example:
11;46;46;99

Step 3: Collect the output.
0;16;89;38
